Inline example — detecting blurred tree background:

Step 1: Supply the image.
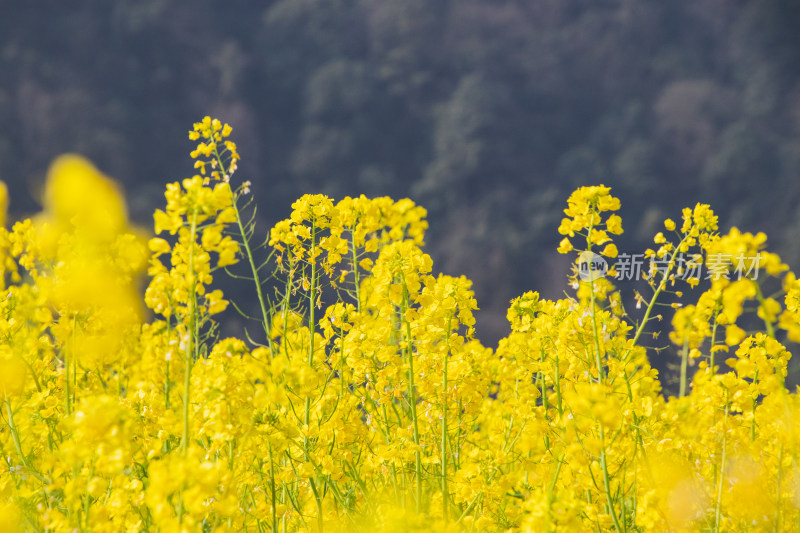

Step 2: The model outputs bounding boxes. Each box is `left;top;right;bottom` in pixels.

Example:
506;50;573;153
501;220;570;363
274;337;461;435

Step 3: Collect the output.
3;0;800;358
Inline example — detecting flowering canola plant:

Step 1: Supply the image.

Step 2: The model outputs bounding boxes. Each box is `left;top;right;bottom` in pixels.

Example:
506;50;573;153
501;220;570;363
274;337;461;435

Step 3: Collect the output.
1;118;800;532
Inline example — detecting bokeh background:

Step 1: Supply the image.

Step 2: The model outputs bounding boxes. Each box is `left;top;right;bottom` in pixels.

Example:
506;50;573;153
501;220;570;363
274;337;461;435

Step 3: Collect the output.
3;1;800;381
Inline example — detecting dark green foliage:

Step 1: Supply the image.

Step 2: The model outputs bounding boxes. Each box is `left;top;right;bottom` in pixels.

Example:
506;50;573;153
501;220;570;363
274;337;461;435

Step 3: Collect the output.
2;1;799;346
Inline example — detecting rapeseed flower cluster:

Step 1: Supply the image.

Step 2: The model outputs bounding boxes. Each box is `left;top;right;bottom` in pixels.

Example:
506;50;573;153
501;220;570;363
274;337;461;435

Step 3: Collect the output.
1;120;800;532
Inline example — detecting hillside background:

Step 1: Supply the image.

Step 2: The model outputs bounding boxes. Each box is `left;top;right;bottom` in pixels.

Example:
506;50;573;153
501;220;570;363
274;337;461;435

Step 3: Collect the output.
3;1;800;381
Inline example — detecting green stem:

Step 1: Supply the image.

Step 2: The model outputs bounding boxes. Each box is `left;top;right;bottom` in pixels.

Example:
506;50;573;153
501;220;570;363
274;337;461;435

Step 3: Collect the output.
599;425;623;532
714;399;729;532
754;282;776;338
212;143;274;348
233;191;272;341
401;277;423;511
546;457;564;533
775;443;783;532
710;318;720;372
350;231;360;310
554;356;563;417
630;236;689;347
309;223;317;367
66;315;76;416
584;223;604;383
5;398;48;484
269;444;278;533
305;222;323;531
679;338;689;398
181;211;199;454
182;347;191;454
165;321;173;410
441;314;453;521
